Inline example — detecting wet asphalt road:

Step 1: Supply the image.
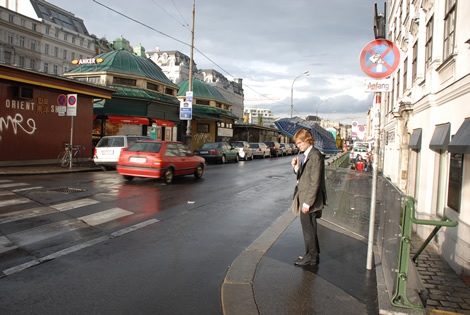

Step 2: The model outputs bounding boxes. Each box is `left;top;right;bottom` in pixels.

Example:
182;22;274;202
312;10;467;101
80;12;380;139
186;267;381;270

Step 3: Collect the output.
0;156;296;314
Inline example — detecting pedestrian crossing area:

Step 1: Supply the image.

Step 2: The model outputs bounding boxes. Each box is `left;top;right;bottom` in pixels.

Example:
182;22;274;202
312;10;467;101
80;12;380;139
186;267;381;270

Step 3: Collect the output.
0;179;159;276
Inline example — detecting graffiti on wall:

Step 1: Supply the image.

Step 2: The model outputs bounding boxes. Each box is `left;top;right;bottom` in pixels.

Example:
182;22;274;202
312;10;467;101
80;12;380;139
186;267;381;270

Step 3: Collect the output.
194;133;212;147
0;113;37;141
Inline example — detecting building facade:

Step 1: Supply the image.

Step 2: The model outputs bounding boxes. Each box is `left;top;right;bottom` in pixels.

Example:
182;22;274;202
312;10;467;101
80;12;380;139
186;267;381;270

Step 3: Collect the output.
148;49;244;123
243;108;275;127
0;0;95;75
377;0;470;275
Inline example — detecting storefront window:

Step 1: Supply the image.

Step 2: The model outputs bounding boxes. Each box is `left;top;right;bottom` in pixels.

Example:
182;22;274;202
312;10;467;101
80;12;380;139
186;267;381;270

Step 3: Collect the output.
447;152;463;212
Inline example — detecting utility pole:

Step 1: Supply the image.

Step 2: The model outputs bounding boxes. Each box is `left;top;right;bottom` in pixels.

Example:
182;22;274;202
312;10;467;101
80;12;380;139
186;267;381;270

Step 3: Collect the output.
186;0;195;149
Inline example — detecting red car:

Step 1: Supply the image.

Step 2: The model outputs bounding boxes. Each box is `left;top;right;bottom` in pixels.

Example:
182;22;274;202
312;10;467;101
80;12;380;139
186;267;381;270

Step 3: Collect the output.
116;140;205;184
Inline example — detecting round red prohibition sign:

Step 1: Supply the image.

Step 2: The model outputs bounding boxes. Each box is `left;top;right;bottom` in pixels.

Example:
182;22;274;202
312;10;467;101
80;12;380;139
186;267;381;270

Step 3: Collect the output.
359;125;365;132
68;95;77;106
352;121;358;127
360;39;400;78
57;94;67;106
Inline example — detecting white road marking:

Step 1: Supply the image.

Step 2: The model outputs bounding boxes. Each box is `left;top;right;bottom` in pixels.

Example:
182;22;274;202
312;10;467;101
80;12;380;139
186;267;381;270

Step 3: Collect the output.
0;197;31;208
78;208;133;226
2;219;159;276
8;219;87;247
0;191;15;196
0;180;12;184
0;207;59;224
0;236;17;254
51;198;100;211
12;186;43;192
0;183;29;188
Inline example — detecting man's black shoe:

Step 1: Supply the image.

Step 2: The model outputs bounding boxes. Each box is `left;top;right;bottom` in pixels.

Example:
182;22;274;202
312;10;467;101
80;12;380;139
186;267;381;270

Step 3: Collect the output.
294;258;319;266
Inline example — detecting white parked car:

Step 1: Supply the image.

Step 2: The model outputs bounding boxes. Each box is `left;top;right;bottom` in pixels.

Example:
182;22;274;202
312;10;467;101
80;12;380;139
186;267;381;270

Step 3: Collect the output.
231;141;254;161
93;135;152;169
249;143;271;159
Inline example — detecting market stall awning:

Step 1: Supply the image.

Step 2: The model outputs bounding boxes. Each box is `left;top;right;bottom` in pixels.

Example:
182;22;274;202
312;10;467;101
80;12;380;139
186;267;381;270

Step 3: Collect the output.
274;118;339;154
150;118;175;127
107;115;149;125
449;118;470;154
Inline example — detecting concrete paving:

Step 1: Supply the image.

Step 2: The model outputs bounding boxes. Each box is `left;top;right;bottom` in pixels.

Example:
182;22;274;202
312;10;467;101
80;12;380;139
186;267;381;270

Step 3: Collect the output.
1;164;469;314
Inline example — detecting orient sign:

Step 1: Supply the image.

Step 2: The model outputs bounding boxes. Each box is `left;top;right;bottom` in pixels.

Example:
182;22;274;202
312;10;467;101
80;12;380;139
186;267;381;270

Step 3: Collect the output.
359;39;400;78
72;58;104;65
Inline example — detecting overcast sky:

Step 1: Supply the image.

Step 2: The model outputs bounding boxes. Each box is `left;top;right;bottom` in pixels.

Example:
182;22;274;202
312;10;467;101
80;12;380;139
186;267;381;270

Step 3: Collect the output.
51;0;382;124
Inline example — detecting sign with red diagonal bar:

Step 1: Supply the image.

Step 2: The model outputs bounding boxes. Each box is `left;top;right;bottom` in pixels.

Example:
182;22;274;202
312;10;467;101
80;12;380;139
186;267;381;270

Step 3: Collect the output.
360;39;400;78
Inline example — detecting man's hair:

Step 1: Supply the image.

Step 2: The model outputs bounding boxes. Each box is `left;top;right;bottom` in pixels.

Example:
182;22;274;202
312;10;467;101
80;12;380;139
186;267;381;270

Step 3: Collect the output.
293;129;315;145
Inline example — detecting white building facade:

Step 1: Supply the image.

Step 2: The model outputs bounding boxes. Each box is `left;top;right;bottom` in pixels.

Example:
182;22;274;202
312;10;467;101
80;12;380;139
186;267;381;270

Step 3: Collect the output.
378;0;470;275
0;0;95;75
243;108;275;127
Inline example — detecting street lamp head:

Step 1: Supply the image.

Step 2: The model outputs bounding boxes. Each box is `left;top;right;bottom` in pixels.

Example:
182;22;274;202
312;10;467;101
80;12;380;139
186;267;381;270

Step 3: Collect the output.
304;71;310;76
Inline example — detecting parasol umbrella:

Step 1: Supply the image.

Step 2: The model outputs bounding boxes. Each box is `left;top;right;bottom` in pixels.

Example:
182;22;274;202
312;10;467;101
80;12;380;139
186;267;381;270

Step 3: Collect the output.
274;117;339;154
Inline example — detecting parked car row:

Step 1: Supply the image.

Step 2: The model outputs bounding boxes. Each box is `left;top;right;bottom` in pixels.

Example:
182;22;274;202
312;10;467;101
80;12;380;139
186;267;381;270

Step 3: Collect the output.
93;135;299;184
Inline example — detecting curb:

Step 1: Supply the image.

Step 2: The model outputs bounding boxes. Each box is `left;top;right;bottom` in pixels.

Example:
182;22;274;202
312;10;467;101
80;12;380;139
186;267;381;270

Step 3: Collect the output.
221;210;296;315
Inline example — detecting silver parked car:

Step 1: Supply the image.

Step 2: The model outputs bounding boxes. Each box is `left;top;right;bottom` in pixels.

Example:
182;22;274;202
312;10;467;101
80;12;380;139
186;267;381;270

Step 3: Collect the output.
249;143;271;159
93;135;152;169
280;143;293;155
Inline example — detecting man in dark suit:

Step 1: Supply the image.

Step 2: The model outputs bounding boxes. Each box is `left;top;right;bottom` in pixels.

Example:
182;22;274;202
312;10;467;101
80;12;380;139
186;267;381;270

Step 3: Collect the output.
291;129;327;266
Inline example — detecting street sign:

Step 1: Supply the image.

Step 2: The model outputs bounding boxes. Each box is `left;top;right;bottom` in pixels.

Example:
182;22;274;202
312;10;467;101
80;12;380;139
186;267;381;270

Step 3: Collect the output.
364;79;393;92
186;91;193;102
67;94;77;116
180;100;192;120
360;39;400;78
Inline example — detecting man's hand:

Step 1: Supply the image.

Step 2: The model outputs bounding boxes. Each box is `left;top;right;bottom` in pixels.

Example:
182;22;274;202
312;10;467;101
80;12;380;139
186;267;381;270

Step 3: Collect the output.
291;157;299;168
302;205;309;214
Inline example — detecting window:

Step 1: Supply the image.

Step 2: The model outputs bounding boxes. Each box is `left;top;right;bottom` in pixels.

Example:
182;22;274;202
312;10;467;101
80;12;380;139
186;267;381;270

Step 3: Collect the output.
197;124;210;133
396;70;401;101
112;77;136;86
443;0;456;60
71;52;75;60
64;33;68;41
30;59;36;70
196;99;210;105
32;23;36;31
54;47;58;57
21;19;25;27
147;82;159;91
425;17;433;70
19;36;25;47
177;143;192;156
165;87;173;95
165;143;179;157
45;44;49;55
45;26;50;35
412;41;418;82
80;39;84;46
403;58;408;94
447;152;462;212
63;49;67;60
55;28;59;37
9;14;13;23
53;65;58;75
19;56;25;67
8;32;13;44
44;63;49;73
3;51;12;64
72;36;75;44
31;40;36;51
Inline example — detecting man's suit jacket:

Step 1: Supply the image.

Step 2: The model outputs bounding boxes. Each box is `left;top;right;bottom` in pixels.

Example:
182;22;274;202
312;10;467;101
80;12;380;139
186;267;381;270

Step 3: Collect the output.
294;146;327;213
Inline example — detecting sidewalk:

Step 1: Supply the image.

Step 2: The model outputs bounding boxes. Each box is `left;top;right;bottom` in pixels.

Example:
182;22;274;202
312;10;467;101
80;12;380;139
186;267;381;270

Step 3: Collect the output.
1;164;469;314
0;161;101;176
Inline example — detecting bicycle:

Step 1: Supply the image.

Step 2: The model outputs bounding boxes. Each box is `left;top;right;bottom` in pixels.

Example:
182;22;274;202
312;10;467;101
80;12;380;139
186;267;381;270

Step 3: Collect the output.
57;143;84;168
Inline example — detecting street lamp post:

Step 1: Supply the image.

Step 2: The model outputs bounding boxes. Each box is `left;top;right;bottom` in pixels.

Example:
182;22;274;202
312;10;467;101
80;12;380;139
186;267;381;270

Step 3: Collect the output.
290;71;309;118
316;98;328;122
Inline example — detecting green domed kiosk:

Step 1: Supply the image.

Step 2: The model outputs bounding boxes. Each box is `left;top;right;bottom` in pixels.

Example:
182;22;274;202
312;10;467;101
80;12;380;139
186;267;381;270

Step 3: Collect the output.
65;46;180;142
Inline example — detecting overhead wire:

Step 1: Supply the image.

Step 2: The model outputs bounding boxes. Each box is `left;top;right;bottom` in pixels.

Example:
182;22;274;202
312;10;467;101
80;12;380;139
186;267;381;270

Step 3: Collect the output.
92;0;285;106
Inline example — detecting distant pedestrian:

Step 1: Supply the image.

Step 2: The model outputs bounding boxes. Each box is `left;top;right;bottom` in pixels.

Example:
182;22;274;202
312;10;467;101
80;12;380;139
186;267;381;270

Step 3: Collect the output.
364;156;372;172
356;155;364;171
290;129;327;266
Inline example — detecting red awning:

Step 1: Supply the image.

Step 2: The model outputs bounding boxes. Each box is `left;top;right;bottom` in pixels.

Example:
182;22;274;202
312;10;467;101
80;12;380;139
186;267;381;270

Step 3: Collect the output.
107;115;149;125
150;118;175;127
